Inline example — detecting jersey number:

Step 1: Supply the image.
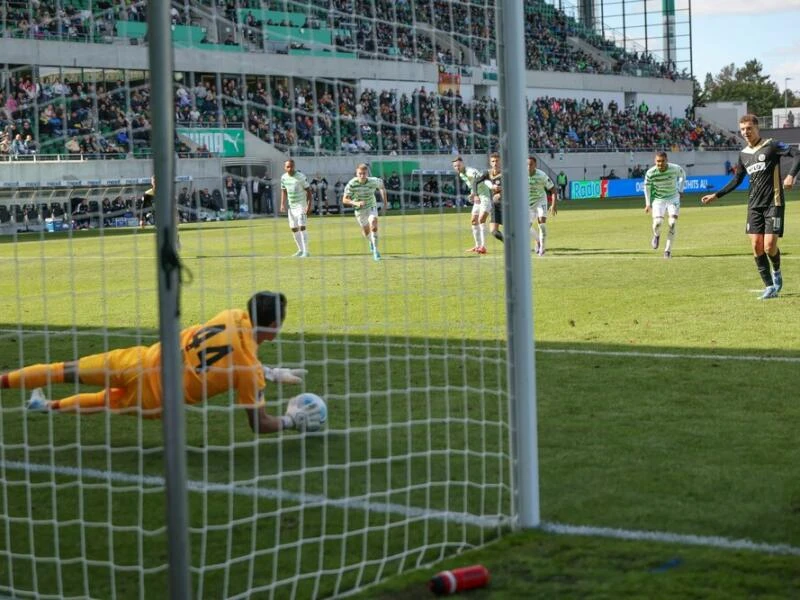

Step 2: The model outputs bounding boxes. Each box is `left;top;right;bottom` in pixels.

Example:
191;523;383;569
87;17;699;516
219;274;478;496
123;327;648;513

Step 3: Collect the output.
185;325;232;373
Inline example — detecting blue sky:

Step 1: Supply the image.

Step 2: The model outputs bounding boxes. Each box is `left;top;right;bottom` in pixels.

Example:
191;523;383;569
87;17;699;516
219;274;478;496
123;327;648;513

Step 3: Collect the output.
689;0;800;95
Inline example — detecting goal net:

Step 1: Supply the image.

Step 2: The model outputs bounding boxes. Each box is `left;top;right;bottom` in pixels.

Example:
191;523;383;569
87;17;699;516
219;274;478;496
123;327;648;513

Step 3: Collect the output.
0;1;521;598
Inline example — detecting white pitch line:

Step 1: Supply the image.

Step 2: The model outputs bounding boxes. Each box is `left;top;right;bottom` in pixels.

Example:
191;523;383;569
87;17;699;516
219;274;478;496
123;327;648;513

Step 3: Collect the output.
540;522;800;556
537;347;800;363
0;459;504;529
2;459;798;557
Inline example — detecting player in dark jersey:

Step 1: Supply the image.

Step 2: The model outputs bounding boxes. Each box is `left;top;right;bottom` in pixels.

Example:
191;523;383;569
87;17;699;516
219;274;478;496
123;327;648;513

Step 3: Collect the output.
702;114;800;299
475;152;504;242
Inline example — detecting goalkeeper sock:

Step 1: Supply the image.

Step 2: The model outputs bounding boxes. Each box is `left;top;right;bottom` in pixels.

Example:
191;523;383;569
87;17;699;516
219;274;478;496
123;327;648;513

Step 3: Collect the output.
51;391;108;412
2;362;65;389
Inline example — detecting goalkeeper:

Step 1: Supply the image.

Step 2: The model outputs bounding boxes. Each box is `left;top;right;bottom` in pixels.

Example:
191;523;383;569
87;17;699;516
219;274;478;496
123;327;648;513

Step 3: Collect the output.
0;291;322;434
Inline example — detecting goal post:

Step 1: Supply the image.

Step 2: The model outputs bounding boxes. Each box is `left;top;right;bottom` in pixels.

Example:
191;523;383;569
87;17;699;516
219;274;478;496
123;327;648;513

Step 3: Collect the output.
149;3;192;600
497;0;541;530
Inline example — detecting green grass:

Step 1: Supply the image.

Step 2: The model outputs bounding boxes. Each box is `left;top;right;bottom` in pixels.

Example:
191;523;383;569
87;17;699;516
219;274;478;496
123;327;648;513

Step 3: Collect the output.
0;192;798;599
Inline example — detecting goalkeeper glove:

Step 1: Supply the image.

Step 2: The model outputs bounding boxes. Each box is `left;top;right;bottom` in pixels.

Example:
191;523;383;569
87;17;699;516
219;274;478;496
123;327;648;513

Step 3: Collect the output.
263;366;308;384
283;401;323;432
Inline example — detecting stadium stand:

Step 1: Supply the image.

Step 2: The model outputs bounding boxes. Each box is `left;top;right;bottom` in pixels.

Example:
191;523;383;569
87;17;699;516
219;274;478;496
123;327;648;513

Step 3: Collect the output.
1;67;738;162
0;1;722;164
0;0;687;79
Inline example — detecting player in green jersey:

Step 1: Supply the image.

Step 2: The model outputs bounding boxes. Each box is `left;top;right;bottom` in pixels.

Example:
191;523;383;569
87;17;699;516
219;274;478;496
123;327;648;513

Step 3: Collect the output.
452;156;492;254
527;156;556;256
342;163;388;261
280;159;312;257
644;151;686;259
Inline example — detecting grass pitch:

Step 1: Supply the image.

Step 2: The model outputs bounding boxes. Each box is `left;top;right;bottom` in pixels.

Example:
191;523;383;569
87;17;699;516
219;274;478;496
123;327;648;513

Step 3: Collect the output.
0;192;798;599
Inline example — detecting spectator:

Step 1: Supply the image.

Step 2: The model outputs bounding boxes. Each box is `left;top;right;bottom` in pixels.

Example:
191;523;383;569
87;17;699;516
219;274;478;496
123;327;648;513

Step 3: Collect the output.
10;134;26;156
24;134;37;155
65;136;81;155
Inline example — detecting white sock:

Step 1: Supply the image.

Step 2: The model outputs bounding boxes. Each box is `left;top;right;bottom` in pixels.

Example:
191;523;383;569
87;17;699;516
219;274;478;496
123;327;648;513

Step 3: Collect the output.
301;230;308;253
370;231;378;250
293;230;303;251
666;220;676;251
538;223;547;249
653;218;663;236
529;226;540;243
471;224;480;246
478;223;486;247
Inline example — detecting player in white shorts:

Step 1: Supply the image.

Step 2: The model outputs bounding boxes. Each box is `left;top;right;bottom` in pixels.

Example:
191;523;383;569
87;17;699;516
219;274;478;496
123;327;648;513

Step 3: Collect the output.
342;163;388;261
452;156;492;254
527;156;556;256
280;159;312;257
644;151;686;259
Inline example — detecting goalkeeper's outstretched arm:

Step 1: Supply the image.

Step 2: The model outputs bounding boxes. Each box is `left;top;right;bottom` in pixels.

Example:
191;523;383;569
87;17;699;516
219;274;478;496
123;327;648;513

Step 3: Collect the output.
244;402;322;434
245;403;285;434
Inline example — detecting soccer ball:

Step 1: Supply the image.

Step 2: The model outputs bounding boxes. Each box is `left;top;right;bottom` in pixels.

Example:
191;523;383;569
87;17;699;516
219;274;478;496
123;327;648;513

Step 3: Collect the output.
289;392;328;432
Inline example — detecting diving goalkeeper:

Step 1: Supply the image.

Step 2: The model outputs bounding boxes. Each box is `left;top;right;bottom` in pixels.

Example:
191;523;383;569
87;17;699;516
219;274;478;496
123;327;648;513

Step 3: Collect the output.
0;291;322;434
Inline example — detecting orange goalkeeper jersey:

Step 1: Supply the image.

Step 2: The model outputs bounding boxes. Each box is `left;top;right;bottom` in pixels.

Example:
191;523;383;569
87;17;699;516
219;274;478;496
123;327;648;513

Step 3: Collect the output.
145;309;266;409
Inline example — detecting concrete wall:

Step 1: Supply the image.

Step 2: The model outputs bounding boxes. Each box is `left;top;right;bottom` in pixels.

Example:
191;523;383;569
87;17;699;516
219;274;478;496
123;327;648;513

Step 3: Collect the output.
0;157;225;193
696;102;747;133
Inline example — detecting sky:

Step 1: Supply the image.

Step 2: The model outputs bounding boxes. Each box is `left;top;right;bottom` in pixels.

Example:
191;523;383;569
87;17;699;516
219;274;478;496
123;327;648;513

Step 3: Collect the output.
688;0;800;96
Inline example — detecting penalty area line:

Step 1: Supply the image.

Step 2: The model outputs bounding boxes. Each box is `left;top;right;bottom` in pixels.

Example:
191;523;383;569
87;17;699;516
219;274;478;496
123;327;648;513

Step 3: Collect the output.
2;459;799;556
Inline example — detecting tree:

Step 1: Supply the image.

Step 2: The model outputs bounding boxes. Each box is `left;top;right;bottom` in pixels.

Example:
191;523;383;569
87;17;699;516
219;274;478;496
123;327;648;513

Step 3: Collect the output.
701;59;784;116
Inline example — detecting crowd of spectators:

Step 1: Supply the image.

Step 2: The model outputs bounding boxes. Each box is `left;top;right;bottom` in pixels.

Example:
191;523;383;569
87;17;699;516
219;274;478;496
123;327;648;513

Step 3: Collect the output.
1;66;739;162
0;0;689;81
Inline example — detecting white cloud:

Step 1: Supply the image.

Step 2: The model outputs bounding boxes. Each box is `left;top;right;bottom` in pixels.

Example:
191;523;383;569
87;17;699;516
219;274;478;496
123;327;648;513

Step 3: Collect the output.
688;0;800;15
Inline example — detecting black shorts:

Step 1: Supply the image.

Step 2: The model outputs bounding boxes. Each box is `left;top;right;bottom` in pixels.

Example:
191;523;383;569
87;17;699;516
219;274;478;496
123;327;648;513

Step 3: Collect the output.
492;201;503;226
746;204;785;237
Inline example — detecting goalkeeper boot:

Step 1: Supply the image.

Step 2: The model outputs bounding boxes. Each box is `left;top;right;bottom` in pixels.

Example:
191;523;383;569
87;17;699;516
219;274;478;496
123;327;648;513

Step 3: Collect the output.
26;388;49;412
772;270;783;293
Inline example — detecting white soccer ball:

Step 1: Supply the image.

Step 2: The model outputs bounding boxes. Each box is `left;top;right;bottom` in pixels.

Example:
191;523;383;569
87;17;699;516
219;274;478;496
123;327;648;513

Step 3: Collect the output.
288;392;328;432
